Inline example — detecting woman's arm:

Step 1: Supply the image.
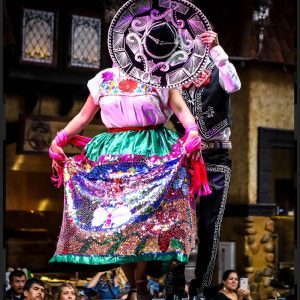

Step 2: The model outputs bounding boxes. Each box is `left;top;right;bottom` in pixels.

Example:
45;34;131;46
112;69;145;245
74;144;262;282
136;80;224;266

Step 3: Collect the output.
59;94;99;139
87;272;105;288
50;94;99;162
169;88;201;160
169;89;197;129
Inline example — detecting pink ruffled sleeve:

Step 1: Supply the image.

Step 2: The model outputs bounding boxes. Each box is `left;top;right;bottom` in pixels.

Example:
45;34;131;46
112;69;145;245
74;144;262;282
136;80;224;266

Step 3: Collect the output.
87;70;105;106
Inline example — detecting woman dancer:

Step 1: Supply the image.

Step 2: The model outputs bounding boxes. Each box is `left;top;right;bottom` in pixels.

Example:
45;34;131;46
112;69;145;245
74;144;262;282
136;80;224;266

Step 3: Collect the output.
49;1;212;299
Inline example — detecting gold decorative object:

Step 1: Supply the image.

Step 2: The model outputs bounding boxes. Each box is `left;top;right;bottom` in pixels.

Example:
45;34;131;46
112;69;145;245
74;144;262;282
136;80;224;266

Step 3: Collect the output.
264;219;275;232
263;242;274;252
246;227;257;235
260;233;271;243
265;253;274;262
247;236;256;244
250;243;260;254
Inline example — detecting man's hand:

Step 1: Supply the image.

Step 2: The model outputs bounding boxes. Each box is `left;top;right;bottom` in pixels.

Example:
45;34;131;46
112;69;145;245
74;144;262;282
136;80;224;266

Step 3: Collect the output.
200;31;219;49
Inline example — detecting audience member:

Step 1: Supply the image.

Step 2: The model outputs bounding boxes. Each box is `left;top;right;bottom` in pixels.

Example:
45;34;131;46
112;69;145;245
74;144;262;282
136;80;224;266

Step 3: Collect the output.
83;268;129;300
5;269;27;300
214;270;252;300
23;278;45;300
56;283;78;300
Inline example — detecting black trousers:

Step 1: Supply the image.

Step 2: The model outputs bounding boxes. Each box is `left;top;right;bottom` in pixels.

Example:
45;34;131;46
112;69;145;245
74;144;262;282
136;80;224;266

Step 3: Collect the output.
164;150;231;299
193;149;231;292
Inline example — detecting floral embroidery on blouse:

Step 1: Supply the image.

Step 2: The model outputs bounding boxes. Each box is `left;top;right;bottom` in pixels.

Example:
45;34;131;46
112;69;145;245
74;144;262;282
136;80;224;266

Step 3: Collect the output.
102;71;114;82
99;76;158;95
119;79;138;93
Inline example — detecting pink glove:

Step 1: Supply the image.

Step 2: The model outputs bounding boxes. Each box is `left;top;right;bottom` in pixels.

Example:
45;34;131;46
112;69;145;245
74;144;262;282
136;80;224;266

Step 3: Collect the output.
48;130;91;188
183;123;212;196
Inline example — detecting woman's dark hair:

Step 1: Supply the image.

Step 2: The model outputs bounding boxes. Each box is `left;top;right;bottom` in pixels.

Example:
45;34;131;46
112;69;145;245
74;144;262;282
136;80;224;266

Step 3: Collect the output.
222;269;238;281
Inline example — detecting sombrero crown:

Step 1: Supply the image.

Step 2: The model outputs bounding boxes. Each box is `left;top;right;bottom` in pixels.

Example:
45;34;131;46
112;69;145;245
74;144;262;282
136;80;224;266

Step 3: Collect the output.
108;0;211;88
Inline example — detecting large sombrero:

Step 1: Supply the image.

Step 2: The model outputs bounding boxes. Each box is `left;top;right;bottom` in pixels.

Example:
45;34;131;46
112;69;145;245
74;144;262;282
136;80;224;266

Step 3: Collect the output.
108;0;211;88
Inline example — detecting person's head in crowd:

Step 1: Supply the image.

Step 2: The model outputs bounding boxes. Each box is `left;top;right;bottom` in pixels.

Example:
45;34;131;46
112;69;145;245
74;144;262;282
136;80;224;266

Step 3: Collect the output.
9;269;27;298
222;269;239;291
100;268;128;290
23;278;45;300
56;283;78;300
219;269;252;300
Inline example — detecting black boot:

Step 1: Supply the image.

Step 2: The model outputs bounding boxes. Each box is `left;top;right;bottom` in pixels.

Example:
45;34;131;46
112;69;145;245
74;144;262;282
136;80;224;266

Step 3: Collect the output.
164;261;186;300
188;279;206;300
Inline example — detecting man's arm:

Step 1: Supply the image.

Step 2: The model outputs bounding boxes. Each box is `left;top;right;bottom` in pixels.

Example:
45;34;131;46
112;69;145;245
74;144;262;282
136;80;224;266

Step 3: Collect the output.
200;31;241;93
210;45;241;93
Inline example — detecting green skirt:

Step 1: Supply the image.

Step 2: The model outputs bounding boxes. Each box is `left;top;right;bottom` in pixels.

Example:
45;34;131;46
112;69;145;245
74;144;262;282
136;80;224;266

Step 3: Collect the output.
84;127;179;160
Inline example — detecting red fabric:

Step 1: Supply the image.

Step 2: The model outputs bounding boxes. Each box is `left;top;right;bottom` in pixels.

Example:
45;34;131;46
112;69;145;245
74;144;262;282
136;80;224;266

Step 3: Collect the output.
190;158;212;196
50;163;64;188
69;135;92;147
182;69;212;89
108;124;163;132
183;133;212;197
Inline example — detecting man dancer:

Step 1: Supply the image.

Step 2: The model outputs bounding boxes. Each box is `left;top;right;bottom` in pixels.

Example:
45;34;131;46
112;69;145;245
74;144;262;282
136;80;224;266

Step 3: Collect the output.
165;30;241;299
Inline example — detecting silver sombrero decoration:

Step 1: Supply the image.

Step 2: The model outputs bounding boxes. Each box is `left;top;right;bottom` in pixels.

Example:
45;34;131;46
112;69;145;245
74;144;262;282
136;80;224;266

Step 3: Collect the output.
108;0;211;88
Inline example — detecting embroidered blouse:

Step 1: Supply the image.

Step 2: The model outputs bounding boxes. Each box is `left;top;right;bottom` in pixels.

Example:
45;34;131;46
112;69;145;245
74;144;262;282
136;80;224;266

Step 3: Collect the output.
87;67;172;128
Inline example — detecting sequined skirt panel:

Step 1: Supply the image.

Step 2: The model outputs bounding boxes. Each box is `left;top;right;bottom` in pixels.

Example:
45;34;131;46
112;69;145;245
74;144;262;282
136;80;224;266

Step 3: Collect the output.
50;128;196;266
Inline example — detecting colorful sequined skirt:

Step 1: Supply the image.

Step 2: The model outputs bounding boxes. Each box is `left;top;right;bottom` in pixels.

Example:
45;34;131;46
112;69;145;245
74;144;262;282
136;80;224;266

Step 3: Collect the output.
49;127;196;267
